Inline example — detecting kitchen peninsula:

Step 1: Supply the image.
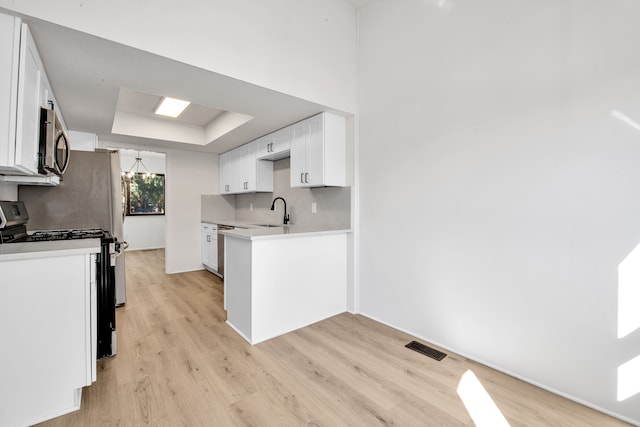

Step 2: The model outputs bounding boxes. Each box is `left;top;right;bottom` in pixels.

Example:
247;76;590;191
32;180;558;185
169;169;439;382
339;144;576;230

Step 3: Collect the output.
221;226;350;344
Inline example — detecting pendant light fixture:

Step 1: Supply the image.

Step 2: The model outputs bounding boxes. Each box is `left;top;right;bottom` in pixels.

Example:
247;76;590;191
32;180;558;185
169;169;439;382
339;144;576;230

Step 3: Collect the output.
123;151;154;180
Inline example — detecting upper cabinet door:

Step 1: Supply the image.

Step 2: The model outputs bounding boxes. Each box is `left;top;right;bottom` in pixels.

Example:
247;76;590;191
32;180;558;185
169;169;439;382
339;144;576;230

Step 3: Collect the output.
271;126;291;159
255;134;272;159
14;25;43;176
0;14;20;172
256;127;291;161
290;112;346;188
241;142;257;192
219;151;232;194
289;119;308;187
0;16;42;176
304;114;324;187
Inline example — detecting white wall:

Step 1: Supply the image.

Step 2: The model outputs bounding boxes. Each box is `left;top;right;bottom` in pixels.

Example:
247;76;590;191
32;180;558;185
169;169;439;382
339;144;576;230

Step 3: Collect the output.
120;149;166;250
165;148;218;274
0;0;357;114
358;1;640;424
0;182;17;200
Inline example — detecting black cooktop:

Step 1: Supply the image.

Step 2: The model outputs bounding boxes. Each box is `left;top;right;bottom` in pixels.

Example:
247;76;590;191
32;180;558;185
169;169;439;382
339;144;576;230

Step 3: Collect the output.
0;225;110;243
26;228;109;241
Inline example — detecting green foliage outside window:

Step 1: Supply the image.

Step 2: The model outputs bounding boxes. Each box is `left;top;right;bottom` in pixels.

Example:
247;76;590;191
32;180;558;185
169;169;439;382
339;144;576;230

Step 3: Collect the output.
123;173;165;215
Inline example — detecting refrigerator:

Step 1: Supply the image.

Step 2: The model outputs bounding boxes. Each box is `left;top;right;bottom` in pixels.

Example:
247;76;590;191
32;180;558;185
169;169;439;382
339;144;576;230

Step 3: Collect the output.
18;149;127;305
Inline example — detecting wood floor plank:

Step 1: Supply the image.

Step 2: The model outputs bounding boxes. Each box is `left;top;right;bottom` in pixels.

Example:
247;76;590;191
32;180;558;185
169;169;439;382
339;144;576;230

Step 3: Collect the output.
35;249;631;427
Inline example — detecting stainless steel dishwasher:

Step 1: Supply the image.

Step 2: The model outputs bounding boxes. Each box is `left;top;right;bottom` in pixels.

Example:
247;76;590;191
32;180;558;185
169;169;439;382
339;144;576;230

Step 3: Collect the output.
217;224;235;278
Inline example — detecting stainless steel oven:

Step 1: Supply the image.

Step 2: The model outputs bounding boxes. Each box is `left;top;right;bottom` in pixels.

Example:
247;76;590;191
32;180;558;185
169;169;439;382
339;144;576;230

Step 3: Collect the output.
0;200;120;359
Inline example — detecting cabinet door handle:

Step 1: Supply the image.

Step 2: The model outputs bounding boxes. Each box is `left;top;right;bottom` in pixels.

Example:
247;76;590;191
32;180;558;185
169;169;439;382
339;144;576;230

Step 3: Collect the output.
206;235;211;242
300;173;304;183
305;173;309;183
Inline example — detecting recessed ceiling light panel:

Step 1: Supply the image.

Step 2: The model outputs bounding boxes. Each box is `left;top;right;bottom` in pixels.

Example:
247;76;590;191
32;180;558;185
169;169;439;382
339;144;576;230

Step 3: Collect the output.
154;97;191;118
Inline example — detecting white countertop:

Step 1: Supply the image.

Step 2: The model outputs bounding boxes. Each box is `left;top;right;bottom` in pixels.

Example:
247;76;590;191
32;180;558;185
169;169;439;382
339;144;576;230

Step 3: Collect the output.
219;225;351;241
0;239;101;261
202;219;263;229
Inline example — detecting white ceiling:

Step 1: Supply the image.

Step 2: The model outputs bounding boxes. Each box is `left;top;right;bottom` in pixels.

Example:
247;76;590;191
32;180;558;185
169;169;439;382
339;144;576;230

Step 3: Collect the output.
21;16;332;154
115;89;226;127
8;0;381;154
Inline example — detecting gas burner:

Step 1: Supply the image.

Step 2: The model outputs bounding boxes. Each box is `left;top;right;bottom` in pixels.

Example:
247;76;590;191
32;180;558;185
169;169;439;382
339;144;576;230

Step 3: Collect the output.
29;230;66;241
69;229;106;239
27;228;108;241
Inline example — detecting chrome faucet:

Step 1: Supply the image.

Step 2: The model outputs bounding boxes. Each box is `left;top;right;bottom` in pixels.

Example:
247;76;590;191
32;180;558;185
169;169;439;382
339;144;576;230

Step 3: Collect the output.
270;197;289;225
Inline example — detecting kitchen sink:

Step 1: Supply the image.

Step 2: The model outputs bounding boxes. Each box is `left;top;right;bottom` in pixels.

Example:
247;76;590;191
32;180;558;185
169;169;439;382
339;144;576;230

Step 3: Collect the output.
252;223;281;228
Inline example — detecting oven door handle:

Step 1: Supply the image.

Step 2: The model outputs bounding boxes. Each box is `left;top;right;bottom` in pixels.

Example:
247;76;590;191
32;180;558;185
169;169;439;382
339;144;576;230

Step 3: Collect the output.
115;241;129;257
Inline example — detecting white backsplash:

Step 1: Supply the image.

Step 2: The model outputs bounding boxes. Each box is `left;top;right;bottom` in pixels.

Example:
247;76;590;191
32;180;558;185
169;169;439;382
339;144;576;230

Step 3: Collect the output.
201;193;235;223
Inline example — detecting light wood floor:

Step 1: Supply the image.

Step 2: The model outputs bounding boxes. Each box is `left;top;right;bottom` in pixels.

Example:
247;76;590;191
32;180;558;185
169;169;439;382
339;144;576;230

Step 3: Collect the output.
37;249;629;426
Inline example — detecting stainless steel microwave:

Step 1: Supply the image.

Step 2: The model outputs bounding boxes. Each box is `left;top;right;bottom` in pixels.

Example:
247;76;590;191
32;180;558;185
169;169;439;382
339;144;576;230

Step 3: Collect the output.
39;107;70;176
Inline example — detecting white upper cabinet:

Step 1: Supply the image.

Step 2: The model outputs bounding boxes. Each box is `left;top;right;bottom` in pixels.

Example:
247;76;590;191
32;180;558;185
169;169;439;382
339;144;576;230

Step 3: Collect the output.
15;24;43;175
219;111;346;194
254;135;271;159
290;112;346;188
256;127;291;160
0;15;50;176
218;150;231;194
218;141;273;195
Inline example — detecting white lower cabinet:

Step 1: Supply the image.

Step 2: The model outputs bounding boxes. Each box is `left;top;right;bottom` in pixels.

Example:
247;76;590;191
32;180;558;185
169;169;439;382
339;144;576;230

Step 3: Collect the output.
225;232;348;344
0;251;98;426
201;223;218;272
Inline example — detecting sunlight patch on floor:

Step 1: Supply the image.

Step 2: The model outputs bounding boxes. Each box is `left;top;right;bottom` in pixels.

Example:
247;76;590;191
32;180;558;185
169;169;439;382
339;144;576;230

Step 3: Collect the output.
457;370;511;427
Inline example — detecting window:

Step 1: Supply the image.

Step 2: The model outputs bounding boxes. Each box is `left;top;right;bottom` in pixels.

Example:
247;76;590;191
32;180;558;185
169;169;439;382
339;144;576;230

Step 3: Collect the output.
123;173;165;216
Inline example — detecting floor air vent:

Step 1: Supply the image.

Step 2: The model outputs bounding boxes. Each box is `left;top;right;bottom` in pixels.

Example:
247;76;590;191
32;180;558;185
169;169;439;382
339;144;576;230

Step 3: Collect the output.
405;341;447;361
